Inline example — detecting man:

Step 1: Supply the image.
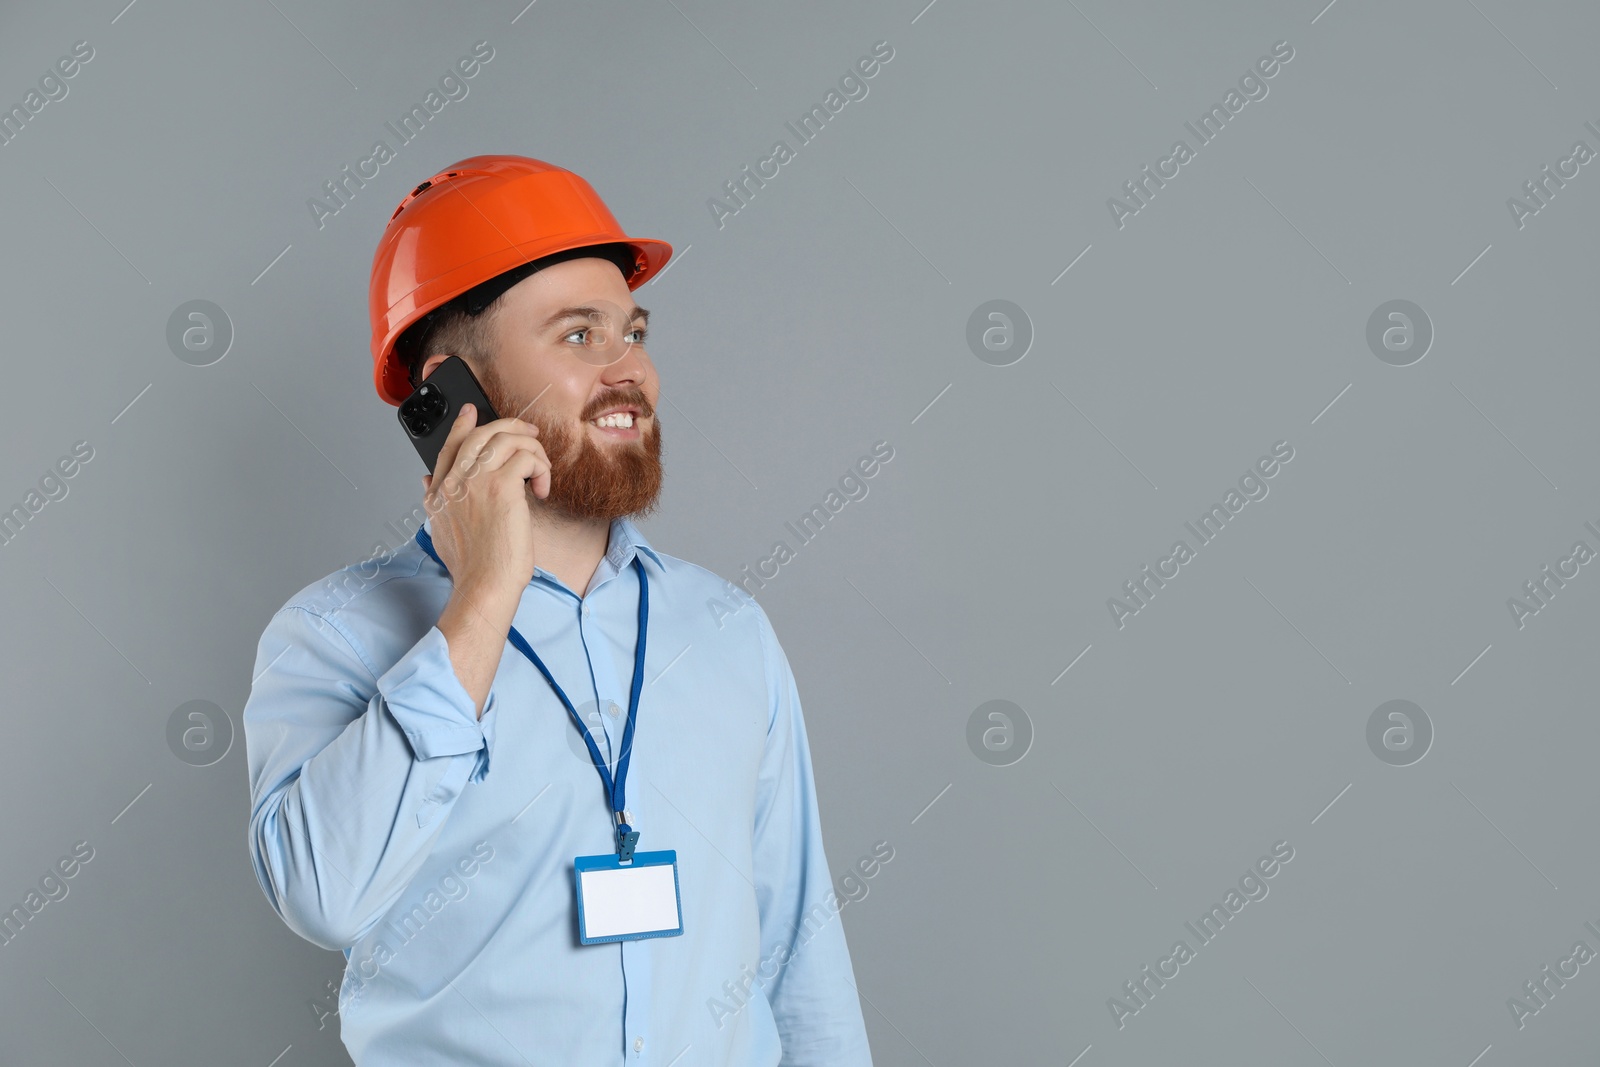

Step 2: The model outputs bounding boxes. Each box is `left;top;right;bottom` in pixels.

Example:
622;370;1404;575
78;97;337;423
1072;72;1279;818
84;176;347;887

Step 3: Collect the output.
243;156;874;1065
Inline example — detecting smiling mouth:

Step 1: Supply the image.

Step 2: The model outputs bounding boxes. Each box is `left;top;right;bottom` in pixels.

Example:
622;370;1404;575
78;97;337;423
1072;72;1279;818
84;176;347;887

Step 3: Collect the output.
588;411;645;438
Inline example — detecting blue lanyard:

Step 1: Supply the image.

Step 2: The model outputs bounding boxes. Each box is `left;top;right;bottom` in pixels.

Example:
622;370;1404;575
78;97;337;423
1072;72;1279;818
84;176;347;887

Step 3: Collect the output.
413;526;649;859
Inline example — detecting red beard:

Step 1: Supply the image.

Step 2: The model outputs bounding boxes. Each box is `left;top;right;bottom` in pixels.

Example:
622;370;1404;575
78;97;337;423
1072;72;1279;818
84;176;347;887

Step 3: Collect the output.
480;366;664;522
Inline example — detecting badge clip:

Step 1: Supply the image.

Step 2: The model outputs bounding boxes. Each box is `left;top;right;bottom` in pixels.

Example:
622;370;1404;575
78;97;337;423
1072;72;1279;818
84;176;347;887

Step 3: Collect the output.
615;809;639;863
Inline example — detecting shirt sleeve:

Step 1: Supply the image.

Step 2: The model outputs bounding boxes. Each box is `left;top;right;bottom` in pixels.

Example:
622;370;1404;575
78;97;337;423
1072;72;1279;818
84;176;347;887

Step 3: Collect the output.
748;606;874;1066
243;605;500;951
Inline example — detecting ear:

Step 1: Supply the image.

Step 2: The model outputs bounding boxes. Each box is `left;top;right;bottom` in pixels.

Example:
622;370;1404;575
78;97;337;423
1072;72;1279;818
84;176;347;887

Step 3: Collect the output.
419;351;454;382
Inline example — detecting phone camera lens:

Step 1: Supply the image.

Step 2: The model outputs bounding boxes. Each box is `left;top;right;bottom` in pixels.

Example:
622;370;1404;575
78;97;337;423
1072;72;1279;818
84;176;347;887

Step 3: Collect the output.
399;388;448;438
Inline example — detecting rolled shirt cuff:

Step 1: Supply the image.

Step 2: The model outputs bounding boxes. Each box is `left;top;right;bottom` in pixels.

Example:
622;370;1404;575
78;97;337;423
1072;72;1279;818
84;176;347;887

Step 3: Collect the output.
376;625;497;779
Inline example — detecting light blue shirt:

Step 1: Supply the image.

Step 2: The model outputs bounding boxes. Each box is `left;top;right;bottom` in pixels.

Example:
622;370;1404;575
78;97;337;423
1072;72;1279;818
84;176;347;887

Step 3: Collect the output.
244;515;873;1065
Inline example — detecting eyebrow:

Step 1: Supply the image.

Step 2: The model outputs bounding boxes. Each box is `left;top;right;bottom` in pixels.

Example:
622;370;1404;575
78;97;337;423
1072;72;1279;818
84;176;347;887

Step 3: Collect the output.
541;305;650;331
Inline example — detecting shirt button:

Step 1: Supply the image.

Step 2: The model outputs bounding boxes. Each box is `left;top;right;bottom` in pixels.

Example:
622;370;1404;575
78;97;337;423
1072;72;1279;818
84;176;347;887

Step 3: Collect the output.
581;603;590;617
607;702;621;717
633;1037;644;1053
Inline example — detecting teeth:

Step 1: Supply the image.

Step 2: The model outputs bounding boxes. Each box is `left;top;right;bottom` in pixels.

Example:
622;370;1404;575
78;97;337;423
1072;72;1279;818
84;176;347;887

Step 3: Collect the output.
592;412;635;428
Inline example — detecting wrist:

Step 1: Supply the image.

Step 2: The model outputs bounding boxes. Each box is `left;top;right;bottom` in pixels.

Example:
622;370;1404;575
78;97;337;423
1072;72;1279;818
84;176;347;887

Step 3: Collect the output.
443;580;521;632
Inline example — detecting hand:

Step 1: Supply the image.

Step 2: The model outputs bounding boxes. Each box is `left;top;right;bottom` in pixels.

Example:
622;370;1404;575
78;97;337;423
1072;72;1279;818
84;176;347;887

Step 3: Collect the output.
421;402;550;603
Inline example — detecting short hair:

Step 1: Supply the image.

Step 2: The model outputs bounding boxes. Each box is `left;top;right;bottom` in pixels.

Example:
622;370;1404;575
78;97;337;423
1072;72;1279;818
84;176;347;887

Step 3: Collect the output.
396;243;638;391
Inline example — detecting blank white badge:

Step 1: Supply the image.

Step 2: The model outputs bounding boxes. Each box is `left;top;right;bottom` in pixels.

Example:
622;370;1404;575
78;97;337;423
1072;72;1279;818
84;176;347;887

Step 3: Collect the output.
574;850;684;944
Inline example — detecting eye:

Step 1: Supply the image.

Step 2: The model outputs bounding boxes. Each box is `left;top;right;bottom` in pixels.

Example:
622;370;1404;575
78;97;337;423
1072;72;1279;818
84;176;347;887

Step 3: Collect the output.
561;325;648;346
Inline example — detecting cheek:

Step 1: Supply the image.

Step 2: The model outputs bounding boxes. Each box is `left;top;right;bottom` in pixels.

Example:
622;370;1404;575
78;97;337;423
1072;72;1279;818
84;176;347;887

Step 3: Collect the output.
517;364;589;420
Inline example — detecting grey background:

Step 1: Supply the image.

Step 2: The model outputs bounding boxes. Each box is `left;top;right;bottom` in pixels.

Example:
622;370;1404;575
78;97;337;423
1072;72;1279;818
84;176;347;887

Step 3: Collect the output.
1;0;1595;1063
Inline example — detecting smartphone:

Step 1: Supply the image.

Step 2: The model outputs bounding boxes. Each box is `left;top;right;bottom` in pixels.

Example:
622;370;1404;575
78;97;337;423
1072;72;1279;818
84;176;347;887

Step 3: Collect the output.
397;355;501;474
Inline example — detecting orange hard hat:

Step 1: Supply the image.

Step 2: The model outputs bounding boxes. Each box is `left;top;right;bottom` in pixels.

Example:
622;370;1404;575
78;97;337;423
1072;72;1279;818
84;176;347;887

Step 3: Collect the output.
368;154;673;406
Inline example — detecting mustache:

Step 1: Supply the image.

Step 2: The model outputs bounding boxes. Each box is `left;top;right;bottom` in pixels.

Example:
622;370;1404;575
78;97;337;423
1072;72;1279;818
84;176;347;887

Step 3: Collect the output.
582;392;653;421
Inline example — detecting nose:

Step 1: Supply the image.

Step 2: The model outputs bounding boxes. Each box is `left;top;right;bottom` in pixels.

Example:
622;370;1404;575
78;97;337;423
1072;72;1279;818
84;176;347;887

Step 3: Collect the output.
598;333;651;391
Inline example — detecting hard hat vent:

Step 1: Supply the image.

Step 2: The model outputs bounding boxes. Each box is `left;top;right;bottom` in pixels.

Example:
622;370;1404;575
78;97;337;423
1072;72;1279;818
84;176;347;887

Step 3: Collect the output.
389;170;469;222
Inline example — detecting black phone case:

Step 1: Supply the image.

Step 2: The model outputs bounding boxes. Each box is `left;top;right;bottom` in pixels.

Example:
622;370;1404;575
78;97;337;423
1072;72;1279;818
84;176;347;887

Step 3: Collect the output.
396;355;501;474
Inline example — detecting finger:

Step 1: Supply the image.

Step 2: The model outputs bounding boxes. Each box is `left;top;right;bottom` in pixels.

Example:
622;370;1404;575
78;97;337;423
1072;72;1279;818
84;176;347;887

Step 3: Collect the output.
437;431;540;509
473;430;548;474
489;441;553;502
504;457;551;501
507;453;551;500
498;448;550;496
450;415;538;485
481;416;539;436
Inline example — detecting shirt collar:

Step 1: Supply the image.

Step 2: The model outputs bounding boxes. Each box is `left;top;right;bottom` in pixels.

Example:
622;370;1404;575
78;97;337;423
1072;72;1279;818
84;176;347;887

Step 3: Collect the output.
603;516;663;575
